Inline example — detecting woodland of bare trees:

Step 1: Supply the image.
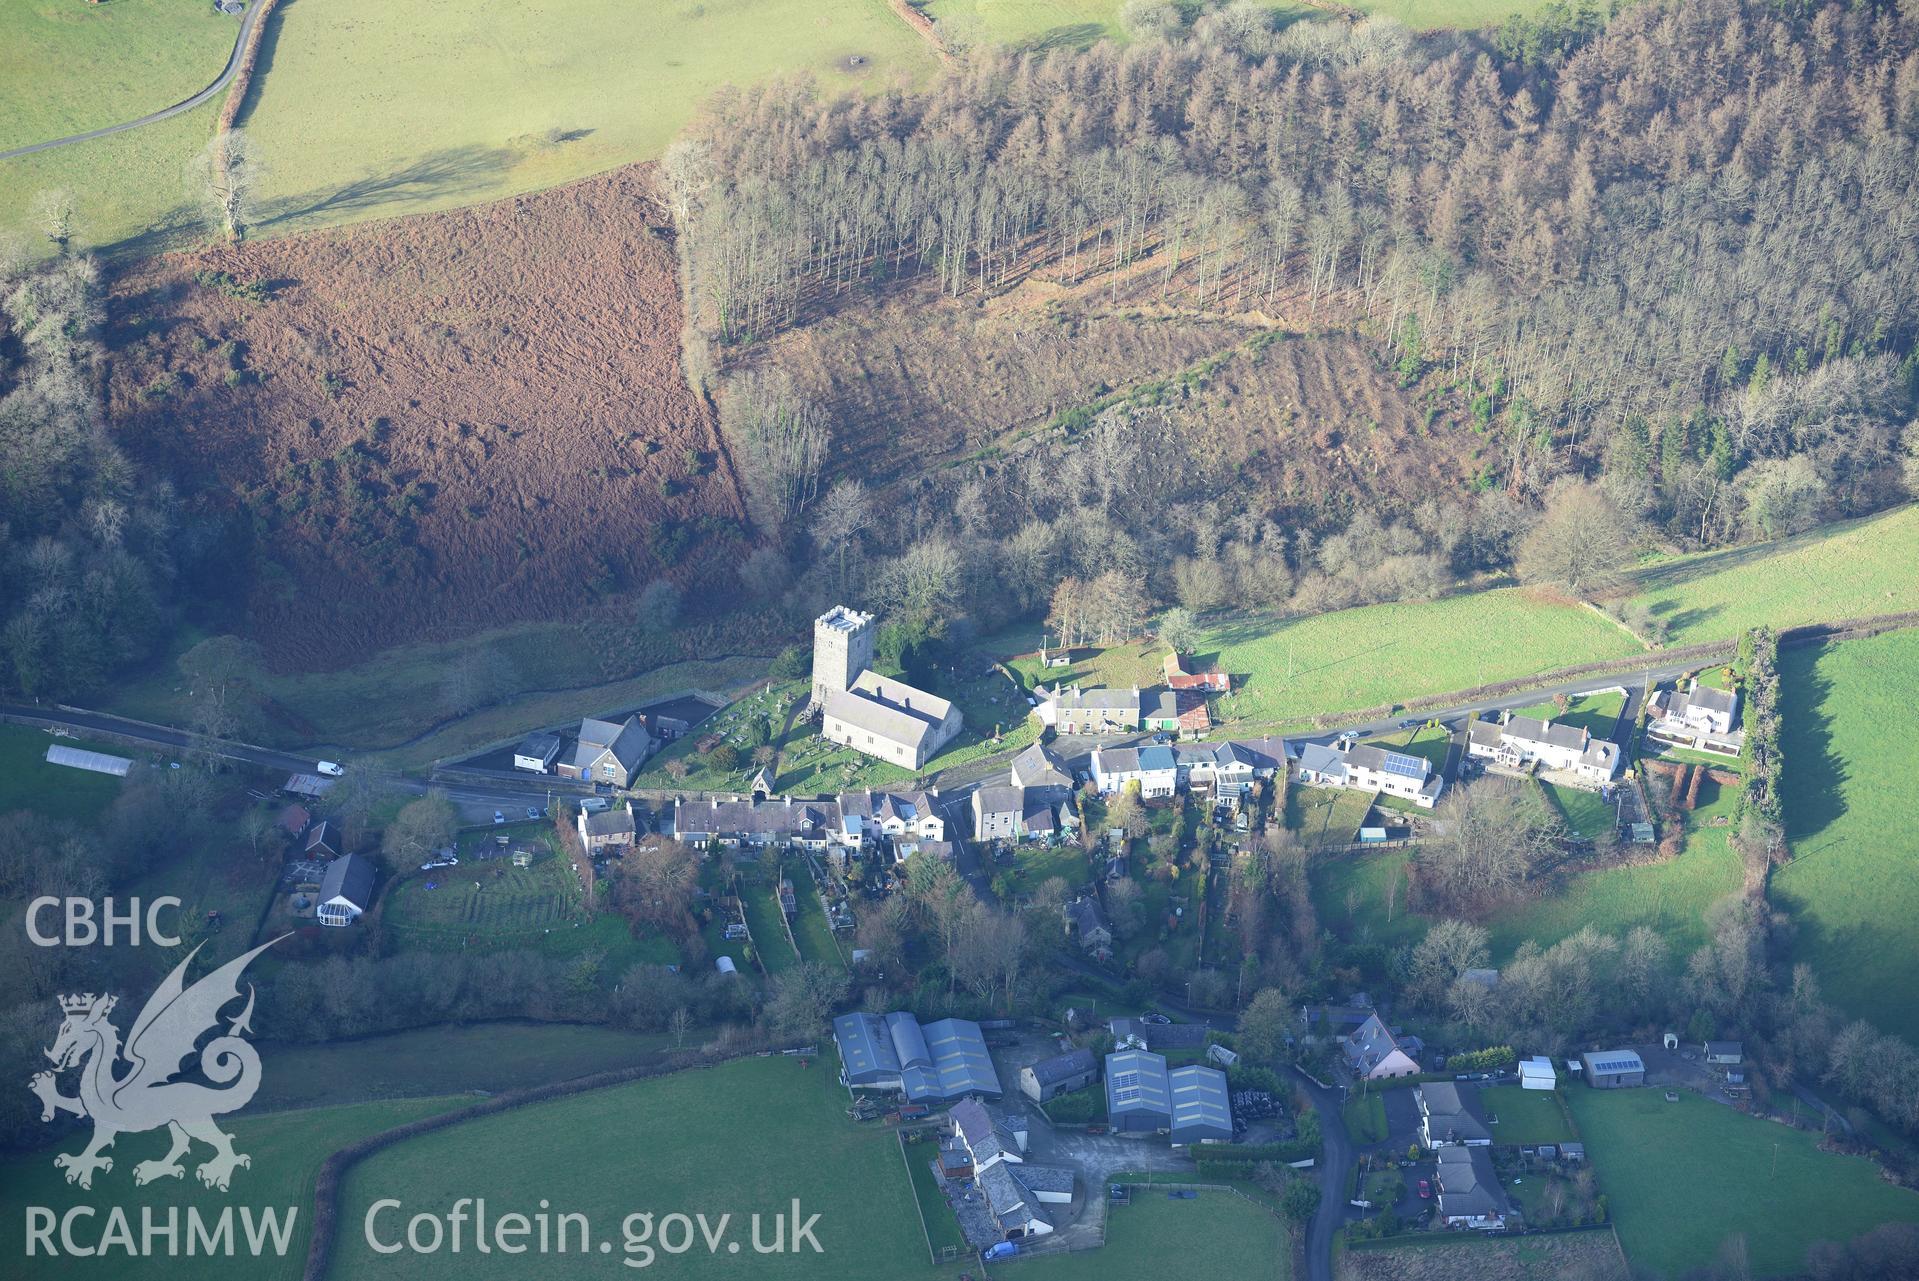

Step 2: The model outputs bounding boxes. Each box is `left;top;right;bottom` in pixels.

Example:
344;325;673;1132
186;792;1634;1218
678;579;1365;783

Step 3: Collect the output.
670;0;1919;644
0;253;174;698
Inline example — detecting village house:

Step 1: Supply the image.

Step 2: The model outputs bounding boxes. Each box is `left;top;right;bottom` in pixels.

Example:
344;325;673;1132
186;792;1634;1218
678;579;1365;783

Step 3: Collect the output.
813;607;963;768
840;788;945;843
1294;740;1444;808
1344;1012;1423;1080
1064;895;1112;961
513;731;563;773
1019;1048;1098;1103
972;785;1028;842
1467;713;1620;783
1435;1146;1509;1230
671;795;838;852
1141;689;1211;737
316;853;374;927
559;714;653;787
577;801;637;853
1091;744;1178;798
1648;679;1744;756
1417;1081;1492;1147
1009;740;1074;808
1033;683;1142;734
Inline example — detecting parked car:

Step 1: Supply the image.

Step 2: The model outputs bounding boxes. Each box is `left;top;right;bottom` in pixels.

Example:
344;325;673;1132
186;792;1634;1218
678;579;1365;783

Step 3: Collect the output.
420;855;459;871
1398;718;1419;730
493;811;505;825
1140;1012;1171;1025
1151;732;1171;744
580;797;610;814
316;760;345;777
1418;1179;1432;1199
526;806;542;820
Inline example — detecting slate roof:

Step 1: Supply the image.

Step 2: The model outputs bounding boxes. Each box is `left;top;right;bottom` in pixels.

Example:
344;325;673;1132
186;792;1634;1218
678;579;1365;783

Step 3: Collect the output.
674;797;837;839
572;715;651;774
1436;1146;1506;1220
1344;1012;1418;1074
1067;896;1110;937
951;1098;1021;1165
1137;745;1177;772
979;1161;1051;1233
973;785;1026;820
582;806;636;838
1012;1164;1075;1196
1042;684;1142;712
319;853;374;910
1010;741;1073;791
1096;746;1141;774
824;685;940;753
1502;715;1589;752
1689;682;1739;715
1028;1048;1097;1088
1418;1081;1491;1144
1296;741;1348;781
516;731;562;762
1468;718;1505;749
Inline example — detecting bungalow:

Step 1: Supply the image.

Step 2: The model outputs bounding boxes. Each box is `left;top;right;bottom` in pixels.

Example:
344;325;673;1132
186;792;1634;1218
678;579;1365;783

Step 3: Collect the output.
1435;1146;1509;1230
1703;1040;1744;1067
1294;740;1443;809
513;731;563;774
1019;1048;1098;1103
1064;895;1112;960
1344;1012;1422;1080
577;801;637;853
1034;684;1142;735
559;715;653;787
1417;1081;1491;1147
316;853;375;927
1467;713;1619;783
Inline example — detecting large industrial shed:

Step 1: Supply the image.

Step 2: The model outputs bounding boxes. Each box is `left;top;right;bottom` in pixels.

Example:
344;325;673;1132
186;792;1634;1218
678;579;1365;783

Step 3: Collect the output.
833;1011;1003;1102
1105;1049;1232;1143
1581;1049;1646;1088
1167;1063;1233;1145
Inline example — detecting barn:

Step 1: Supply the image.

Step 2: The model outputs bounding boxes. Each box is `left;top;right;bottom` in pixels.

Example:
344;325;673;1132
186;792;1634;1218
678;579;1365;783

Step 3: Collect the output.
1580;1049;1645;1089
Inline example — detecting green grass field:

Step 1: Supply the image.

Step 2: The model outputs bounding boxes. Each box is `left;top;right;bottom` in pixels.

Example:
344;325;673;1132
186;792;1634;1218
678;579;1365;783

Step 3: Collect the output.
104;618;758;761
0;724;128;822
923;0;1552;46
1482;1085;1575;1144
1627;503;1919;646
329;1055;939;1279
237;0;938;239
1010;588;1641;733
252;1023;673;1111
1776;627;1919;1042
1314;775;1743;965
0;0;235;152
1571;1087;1919;1279
1019;1189;1287;1281
1;1095;465;1281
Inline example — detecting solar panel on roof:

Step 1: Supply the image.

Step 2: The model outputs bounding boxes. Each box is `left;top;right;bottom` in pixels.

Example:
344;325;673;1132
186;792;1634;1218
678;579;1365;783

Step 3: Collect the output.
1382;752;1425;778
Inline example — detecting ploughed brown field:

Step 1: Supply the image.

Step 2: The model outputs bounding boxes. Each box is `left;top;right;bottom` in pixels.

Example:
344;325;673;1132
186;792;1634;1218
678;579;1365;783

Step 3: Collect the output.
104;166;748;670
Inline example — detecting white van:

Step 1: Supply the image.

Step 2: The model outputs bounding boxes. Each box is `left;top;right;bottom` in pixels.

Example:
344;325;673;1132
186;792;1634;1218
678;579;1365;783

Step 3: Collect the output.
316;760;345;777
579;796;611;814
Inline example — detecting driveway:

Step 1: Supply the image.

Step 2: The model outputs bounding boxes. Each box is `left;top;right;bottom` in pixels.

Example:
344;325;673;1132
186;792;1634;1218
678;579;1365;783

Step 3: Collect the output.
1290;1068;1352;1281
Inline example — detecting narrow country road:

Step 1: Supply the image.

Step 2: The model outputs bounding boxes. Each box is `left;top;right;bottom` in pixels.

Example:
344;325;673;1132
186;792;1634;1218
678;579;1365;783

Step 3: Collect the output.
0;0;269;162
1290;1067;1353;1281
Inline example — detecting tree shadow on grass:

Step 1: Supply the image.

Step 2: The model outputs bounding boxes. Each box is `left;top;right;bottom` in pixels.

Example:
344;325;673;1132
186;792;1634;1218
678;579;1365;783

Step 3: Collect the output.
1023;22;1107;52
1778;642;1846;842
257;144;520;229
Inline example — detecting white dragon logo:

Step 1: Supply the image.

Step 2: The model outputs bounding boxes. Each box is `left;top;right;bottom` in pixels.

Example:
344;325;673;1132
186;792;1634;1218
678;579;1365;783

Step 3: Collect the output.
29;935;284;1191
